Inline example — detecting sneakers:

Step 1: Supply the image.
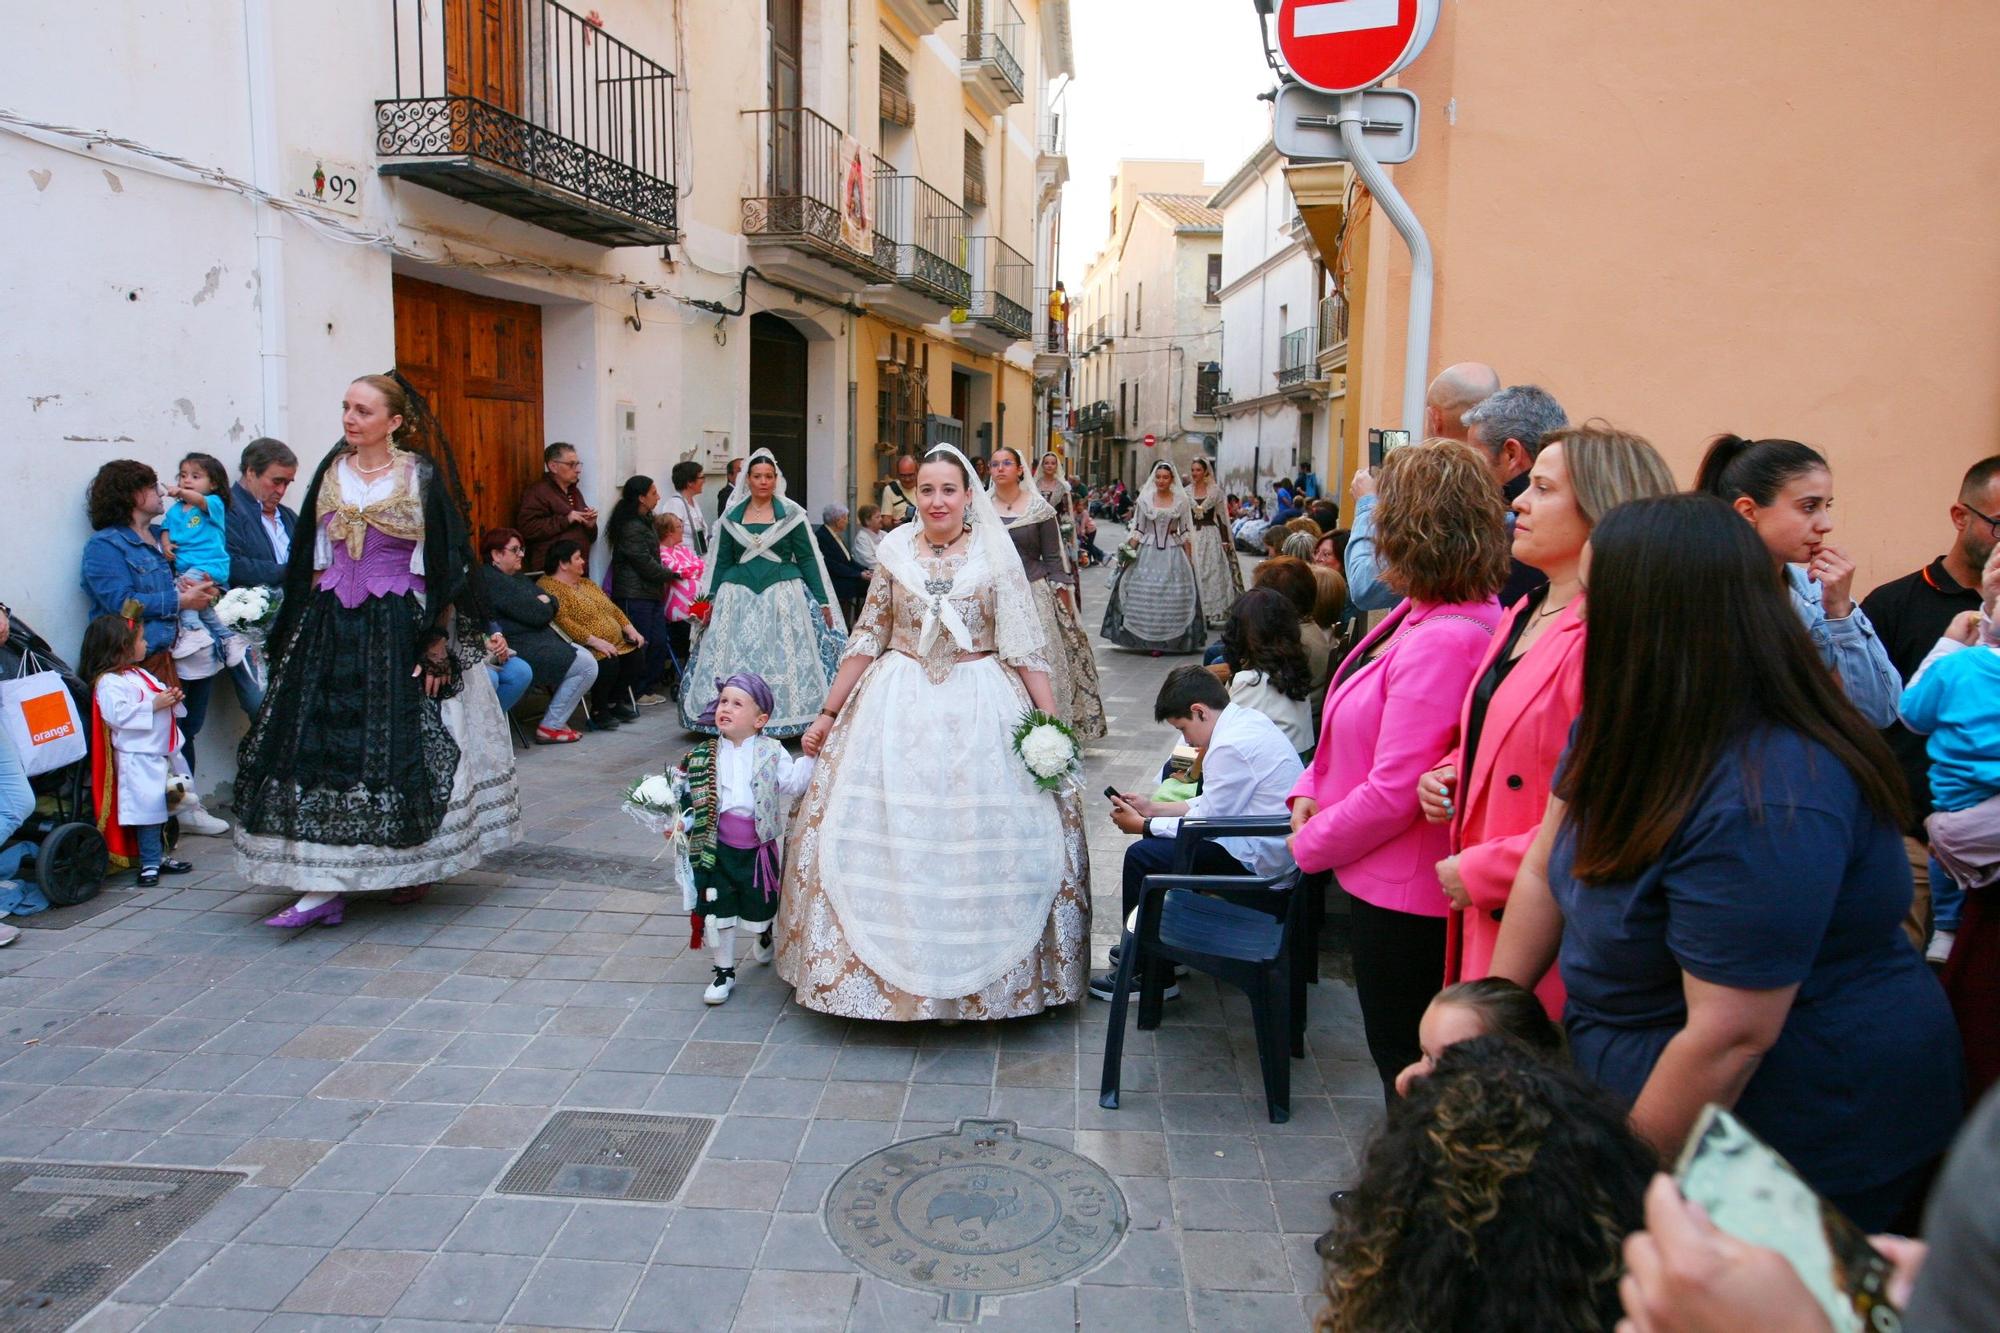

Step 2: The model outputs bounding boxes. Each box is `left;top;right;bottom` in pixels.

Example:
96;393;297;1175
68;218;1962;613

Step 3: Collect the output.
535;725;582;744
1088;970;1179;1002
177;803;230;837
1927;929;1956;966
0;924;17;948
636;693;671;707
1105;944;1187;977
752;927;774;965
704;965;737;1005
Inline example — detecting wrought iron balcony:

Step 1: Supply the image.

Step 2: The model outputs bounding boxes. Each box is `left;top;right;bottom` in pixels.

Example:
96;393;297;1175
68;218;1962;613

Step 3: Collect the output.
1032;286;1069;353
375;0;677;247
962;0;1026;113
741;107;898;286
1276;326;1318;388
878;174;970;307
1078;401;1113;433
966;236;1032;340
1317;292;1350;367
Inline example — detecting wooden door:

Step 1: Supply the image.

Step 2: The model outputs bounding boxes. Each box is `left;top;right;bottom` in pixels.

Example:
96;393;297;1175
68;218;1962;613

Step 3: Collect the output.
393;275;545;541
768;0;803;196
446;0;523;111
749;314;810;506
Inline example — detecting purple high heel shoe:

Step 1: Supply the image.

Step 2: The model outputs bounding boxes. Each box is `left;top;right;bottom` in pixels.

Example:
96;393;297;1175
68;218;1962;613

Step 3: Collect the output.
262;897;345;930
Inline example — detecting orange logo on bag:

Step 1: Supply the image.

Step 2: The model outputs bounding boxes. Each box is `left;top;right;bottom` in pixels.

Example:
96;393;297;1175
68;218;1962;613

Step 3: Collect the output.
22;691;76;746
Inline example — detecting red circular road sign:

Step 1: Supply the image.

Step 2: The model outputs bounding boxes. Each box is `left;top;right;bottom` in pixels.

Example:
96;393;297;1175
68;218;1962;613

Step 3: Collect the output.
1143;433;1157;448
1276;0;1439;95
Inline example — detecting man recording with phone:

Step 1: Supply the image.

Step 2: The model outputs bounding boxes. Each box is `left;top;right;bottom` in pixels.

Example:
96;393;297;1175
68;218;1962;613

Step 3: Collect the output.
1091;666;1303;1001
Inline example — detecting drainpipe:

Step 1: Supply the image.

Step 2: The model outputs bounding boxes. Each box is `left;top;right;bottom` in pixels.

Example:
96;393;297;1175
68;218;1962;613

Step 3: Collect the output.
846;0;860;510
243;0;288;440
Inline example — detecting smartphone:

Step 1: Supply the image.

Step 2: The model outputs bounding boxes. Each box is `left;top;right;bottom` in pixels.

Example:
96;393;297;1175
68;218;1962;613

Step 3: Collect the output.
1103;786;1124;803
1674;1106;1901;1333
1367;428;1412;469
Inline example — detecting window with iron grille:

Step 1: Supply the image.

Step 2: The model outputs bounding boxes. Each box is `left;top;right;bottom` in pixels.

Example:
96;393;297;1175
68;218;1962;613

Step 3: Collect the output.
880;50;914;128
1206;253;1222;303
1195;361;1221;415
964;131;987;209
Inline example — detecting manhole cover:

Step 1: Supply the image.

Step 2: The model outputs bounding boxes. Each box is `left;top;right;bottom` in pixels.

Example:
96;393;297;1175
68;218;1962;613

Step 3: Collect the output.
825;1119;1127;1323
0;1160;242;1331
486;842;676;890
496;1111;713;1203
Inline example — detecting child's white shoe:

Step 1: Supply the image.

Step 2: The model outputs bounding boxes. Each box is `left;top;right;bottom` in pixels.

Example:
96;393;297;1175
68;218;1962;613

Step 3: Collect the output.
703;965;736;1005
752;927;774;965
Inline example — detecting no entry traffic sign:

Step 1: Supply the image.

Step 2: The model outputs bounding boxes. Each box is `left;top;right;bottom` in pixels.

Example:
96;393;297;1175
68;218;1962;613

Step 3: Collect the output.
1276;0;1439;95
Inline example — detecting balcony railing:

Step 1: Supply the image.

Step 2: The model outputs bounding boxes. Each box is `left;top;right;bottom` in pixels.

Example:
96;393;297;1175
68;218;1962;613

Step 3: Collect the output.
878;174;970;306
1276;326;1317;387
1317;292;1350;362
963;0;1026;107
741;107;898;283
966;236;1032;339
376;0;676;246
1038;107;1067;159
1078;401;1113;433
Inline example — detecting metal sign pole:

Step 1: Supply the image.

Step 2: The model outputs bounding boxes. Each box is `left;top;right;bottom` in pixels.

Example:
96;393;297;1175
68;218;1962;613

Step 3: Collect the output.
1338;91;1432;438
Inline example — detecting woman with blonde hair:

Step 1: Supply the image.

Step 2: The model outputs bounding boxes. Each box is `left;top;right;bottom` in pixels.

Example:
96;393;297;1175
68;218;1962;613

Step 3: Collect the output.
1417;425;1678;1016
1288;440;1510;1095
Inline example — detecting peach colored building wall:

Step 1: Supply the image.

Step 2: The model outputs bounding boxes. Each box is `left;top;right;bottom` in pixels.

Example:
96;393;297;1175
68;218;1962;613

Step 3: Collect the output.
1351;0;2000;587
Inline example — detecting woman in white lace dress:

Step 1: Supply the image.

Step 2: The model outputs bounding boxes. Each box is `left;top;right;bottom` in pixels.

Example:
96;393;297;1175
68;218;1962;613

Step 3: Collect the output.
1101;462;1205;653
776;445;1089;1020
677;450;846;737
1187;456;1243;628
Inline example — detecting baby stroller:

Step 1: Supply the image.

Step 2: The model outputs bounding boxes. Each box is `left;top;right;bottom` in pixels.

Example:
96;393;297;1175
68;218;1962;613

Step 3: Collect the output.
1;607;110;907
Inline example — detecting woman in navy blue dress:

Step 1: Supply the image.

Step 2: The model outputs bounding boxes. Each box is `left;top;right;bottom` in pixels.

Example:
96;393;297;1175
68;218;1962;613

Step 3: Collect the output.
1490;494;1960;1230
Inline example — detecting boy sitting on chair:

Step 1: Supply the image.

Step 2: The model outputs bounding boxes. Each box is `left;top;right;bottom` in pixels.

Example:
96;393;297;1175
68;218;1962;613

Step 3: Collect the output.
1094;665;1303;1001
678;672;814;1004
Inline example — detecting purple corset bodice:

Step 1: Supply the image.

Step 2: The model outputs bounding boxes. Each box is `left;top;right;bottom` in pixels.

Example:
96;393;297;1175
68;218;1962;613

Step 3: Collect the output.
320;520;425;608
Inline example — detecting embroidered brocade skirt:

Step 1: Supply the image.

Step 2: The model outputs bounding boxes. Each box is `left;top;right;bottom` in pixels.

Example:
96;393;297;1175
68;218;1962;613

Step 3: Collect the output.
678;580;844;738
232;589;518;894
1101;545;1205;653
1031;580;1108;743
776;650;1090;1020
1191;520;1245;629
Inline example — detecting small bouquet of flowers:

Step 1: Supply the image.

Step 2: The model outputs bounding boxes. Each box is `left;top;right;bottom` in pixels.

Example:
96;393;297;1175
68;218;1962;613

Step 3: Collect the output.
1012;710;1081;793
686;598;714;626
1115;538;1140;566
214;585;280;647
622;771;698;909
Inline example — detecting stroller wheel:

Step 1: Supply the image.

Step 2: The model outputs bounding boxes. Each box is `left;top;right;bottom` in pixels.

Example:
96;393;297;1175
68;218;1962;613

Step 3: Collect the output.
37;823;108;907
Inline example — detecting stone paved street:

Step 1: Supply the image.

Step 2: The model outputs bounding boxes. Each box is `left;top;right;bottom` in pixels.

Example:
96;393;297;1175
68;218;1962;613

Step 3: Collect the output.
3;550;1370;1332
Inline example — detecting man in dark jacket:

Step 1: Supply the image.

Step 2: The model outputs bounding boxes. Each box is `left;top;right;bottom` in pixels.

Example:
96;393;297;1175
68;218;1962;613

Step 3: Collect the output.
516;442;599;571
816;504;869;623
226;437;299;589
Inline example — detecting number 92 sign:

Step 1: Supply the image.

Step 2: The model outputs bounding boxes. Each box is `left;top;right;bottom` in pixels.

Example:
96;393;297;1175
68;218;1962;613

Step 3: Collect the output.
286;151;367;219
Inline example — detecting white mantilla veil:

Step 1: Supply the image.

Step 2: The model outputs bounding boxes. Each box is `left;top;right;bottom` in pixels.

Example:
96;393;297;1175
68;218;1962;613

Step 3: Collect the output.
1135;458;1189;524
700;447;847;633
874;443;1044;664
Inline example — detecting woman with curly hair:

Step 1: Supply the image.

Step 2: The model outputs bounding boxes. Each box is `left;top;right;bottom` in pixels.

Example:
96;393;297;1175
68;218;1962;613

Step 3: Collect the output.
1289;440;1509;1096
1317;1036;1655;1333
1220;587;1314;757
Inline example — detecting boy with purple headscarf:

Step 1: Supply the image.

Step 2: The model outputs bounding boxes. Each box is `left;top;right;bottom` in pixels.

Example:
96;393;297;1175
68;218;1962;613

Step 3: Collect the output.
677;672;815;1004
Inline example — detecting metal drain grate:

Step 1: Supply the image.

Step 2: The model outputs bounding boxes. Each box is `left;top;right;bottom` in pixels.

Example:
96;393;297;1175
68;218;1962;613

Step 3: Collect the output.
496;1112;714;1203
485;843;677;891
0;1161;243;1331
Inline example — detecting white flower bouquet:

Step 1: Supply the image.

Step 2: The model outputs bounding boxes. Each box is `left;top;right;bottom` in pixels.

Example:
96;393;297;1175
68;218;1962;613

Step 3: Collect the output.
1115;537;1140;566
213;585;279;646
1012;710;1081;794
622;771;698;910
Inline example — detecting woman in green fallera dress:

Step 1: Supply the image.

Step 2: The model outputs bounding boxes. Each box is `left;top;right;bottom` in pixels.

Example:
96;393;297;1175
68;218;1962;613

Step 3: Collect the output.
676;450;846;737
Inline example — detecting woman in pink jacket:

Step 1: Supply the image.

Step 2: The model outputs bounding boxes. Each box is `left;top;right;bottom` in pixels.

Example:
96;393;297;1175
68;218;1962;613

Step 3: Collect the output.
1288;441;1511;1095
1416;427;1677;1019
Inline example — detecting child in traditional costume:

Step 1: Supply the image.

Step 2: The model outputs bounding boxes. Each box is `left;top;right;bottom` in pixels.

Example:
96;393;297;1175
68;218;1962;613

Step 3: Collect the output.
676;672;814;1004
82;614;194;887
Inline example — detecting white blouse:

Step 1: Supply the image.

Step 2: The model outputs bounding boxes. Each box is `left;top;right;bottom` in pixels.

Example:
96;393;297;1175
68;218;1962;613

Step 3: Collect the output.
715;736;815;816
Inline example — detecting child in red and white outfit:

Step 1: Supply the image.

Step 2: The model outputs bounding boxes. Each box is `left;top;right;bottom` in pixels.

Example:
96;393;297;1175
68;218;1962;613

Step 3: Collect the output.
82;614;194;888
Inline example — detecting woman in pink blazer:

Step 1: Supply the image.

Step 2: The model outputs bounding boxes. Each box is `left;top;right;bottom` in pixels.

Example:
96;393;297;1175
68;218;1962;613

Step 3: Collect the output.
1288;441;1511;1095
1419;427;1678;1019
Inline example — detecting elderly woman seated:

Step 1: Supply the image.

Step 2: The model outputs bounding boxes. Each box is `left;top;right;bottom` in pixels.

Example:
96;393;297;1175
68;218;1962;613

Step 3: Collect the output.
477;528;599;743
537;538;646;730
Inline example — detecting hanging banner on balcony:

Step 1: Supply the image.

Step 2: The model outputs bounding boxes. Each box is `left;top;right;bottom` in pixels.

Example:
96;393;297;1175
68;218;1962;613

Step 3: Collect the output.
838;135;874;256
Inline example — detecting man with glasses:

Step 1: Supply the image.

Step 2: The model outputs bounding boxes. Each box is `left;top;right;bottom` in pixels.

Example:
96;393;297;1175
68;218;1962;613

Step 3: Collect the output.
1862;454;2000;963
516;442;599;571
